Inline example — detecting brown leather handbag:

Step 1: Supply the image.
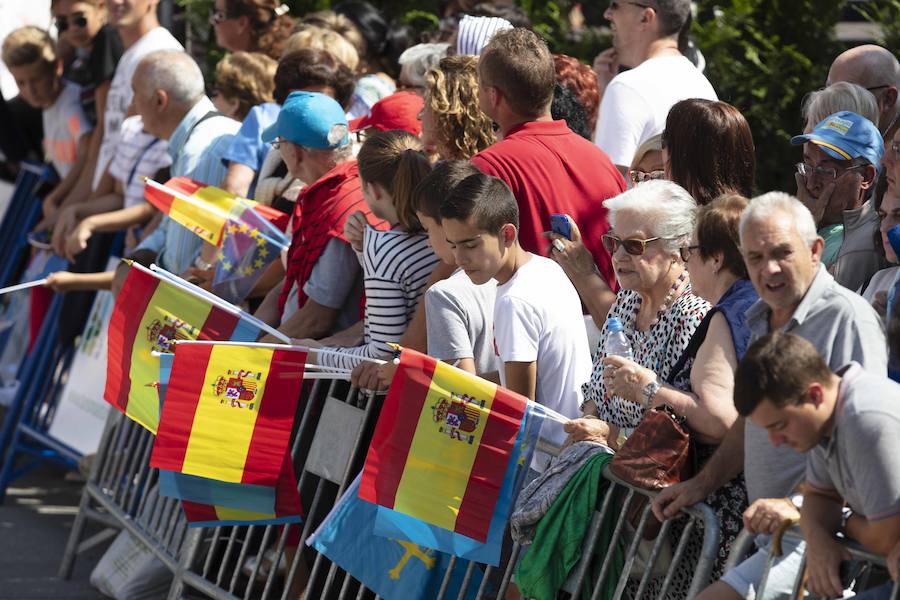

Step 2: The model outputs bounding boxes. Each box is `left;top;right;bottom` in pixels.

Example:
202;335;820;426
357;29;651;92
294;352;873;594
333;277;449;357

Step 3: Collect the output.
608;405;694;539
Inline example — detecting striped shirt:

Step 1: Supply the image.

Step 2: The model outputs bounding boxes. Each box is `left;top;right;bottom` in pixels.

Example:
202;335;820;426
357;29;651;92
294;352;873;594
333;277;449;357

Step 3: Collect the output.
107;115;171;209
318;227;439;369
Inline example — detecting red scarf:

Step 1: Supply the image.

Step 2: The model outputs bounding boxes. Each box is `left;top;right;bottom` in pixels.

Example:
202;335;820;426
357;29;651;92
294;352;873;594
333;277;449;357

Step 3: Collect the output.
278;161;384;315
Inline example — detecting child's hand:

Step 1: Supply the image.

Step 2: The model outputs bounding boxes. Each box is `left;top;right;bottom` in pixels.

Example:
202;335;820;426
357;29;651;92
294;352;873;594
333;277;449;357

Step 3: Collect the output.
344;211;368;252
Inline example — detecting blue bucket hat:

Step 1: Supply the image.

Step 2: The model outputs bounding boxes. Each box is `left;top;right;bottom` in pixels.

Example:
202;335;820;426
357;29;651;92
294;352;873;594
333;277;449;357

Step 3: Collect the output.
261;91;349;150
790;111;884;166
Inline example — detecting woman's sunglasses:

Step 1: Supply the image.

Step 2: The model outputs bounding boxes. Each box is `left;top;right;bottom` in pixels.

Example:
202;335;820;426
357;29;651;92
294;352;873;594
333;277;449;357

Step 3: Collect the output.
601;234;671;256
56;14;88;32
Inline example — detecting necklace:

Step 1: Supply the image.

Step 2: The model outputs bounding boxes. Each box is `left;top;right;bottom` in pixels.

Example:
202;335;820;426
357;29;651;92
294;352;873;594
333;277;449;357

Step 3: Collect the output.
637;270;689;328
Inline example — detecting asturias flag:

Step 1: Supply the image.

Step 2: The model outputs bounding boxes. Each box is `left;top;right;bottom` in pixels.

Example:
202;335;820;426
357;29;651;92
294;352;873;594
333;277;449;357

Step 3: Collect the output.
104;262;264;433
309;475;483;600
150;342;306;491
143;176;288;246
359;348;527;543
180;451;303;528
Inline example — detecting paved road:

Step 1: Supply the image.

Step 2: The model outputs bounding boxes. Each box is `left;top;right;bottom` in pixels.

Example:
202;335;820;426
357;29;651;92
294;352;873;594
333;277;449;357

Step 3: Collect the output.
0;464;105;599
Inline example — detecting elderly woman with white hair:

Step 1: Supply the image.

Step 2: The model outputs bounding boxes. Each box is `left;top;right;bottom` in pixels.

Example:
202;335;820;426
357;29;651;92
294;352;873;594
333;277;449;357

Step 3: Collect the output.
567;181;753;597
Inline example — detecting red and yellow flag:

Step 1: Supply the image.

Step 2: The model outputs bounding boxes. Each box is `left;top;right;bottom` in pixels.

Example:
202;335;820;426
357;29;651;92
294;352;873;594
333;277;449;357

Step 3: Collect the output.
359;348;526;542
105;263;264;434
181;452;303;527
150;343;306;488
143;177;288;246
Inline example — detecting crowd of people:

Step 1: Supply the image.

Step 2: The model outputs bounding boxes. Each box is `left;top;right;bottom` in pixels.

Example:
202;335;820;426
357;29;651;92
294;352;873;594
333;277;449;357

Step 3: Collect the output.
1;0;900;598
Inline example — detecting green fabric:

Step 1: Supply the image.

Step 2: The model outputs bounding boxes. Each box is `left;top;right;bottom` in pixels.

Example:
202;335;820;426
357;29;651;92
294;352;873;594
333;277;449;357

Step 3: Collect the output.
515;453;623;600
819;223;845;268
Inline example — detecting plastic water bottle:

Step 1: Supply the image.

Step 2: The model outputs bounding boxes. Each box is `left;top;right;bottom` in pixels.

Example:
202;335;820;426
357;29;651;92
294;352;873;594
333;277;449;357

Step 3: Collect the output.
604;316;633;406
604;316;633;360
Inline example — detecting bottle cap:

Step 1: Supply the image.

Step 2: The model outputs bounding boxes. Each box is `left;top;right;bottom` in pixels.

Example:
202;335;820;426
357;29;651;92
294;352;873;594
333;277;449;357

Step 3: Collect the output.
607;316;623;333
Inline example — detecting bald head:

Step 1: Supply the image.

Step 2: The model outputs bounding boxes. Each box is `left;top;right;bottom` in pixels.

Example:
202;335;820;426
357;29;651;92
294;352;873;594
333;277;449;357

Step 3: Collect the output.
827;45;900;130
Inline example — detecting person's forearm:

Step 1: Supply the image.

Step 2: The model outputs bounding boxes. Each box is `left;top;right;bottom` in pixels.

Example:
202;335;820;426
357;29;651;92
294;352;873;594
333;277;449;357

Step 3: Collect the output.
571;270;615;329
86;203;154;233
801;490;844;546
75;192;126;221
694;416;745;493
648;386;731;443
846;515;898;555
398;297;427;353
278;303;335;340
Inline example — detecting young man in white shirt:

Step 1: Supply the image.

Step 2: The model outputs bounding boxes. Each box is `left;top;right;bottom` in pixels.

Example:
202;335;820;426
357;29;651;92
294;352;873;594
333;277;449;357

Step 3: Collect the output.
440;172;590;426
592;0;716;174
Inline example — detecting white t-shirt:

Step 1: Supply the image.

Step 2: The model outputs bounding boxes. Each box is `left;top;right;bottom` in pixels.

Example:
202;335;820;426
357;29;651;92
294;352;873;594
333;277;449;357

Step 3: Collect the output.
93;26;183;189
107;115;171;208
42;81;92;177
593;55;717;167
493;254;591;422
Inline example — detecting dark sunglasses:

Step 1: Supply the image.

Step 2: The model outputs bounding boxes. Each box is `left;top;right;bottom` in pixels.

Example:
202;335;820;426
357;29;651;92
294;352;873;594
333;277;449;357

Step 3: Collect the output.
56;14;88;32
602;234;672;256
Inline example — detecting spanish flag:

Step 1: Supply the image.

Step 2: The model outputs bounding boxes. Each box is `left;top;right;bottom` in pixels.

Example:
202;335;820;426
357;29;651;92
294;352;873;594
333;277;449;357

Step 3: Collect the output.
143;177;288;246
180;451;303;528
105;262;264;433
150;342;306;489
359;348;526;543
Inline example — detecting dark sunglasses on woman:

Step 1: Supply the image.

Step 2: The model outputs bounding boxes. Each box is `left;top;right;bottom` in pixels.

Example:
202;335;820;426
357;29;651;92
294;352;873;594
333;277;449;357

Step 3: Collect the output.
56;14;88;32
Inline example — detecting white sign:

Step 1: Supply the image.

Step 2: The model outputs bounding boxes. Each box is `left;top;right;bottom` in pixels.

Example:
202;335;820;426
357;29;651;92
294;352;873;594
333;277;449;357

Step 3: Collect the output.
48;288;114;455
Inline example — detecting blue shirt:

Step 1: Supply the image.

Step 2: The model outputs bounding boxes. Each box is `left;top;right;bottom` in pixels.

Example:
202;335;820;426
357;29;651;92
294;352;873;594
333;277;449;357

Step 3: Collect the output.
136;98;240;274
221;102;279;183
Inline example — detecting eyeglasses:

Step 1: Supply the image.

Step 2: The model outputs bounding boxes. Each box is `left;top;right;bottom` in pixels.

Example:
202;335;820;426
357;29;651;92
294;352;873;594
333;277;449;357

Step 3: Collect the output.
270;138;287;150
55;14;88;32
795;161;866;181
208;10;237;25
679;245;701;261
866;84;892;93
629;169;666;184
602;234;671;256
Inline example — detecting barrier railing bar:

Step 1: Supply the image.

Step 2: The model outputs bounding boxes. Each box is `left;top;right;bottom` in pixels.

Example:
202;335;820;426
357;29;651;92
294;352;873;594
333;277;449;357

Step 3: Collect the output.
684;502;720;599
613;494;657;598
634;515;674;599
590;487;634;600
568;480;617;594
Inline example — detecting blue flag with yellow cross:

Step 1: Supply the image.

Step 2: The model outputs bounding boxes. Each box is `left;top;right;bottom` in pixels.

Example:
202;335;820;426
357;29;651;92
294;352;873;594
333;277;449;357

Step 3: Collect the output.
308;474;485;600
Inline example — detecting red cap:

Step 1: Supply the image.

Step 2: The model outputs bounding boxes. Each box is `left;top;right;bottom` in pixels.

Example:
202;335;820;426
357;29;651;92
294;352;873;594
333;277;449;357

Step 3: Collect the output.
348;91;425;136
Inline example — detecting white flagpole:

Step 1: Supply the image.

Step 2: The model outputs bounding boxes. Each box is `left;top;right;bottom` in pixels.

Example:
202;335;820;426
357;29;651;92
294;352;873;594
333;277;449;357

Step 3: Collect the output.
128;261;290;343
0;278;47;296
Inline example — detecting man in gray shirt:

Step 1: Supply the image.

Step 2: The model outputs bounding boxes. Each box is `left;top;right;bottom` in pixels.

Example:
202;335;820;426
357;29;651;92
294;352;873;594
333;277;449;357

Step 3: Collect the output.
653;192;887;600
734;332;900;599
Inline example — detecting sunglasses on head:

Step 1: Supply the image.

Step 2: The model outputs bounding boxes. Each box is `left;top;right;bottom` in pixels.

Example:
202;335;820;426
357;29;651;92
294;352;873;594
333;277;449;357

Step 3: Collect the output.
602;234;672;256
56;14;88;32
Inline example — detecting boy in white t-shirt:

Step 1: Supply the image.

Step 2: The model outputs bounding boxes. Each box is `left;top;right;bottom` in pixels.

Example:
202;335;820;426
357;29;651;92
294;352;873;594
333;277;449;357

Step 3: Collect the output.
412;160;499;376
440;172;590;422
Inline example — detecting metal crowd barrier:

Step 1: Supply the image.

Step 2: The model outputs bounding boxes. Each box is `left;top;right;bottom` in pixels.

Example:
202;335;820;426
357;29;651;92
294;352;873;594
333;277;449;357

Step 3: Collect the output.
0;161;50;288
728;525;899;600
61;366;723;600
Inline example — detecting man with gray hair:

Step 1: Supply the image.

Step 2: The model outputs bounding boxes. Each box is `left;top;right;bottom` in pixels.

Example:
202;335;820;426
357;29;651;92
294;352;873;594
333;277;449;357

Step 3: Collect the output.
114;49;240;289
591;0;716;175
828;44;900;136
653;192;886;600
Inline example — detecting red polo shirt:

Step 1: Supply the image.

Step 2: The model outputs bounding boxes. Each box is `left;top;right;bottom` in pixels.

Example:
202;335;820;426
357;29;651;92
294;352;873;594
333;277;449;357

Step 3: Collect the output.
471;119;625;289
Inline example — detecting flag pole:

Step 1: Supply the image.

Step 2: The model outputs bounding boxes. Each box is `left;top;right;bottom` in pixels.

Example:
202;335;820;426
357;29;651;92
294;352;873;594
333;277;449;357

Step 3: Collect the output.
0;278;47;296
174;339;387;365
126;261;290;343
146;263;289;342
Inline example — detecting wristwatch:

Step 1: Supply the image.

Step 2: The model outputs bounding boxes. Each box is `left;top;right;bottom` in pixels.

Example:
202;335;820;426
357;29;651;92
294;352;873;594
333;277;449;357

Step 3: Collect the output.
641;377;661;409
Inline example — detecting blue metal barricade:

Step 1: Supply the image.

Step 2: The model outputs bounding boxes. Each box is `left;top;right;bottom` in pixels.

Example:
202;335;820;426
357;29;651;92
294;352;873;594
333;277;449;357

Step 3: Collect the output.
0;162;52;287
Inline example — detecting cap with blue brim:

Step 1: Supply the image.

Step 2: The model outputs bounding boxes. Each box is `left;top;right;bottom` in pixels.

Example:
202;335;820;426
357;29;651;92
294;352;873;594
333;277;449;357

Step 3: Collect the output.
261;91;349;150
790;110;883;166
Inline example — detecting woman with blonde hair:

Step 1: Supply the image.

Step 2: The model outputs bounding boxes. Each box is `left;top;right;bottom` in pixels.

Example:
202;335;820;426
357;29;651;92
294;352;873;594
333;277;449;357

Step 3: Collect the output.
421;55;495;160
283;25;359;72
212;51;277;121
